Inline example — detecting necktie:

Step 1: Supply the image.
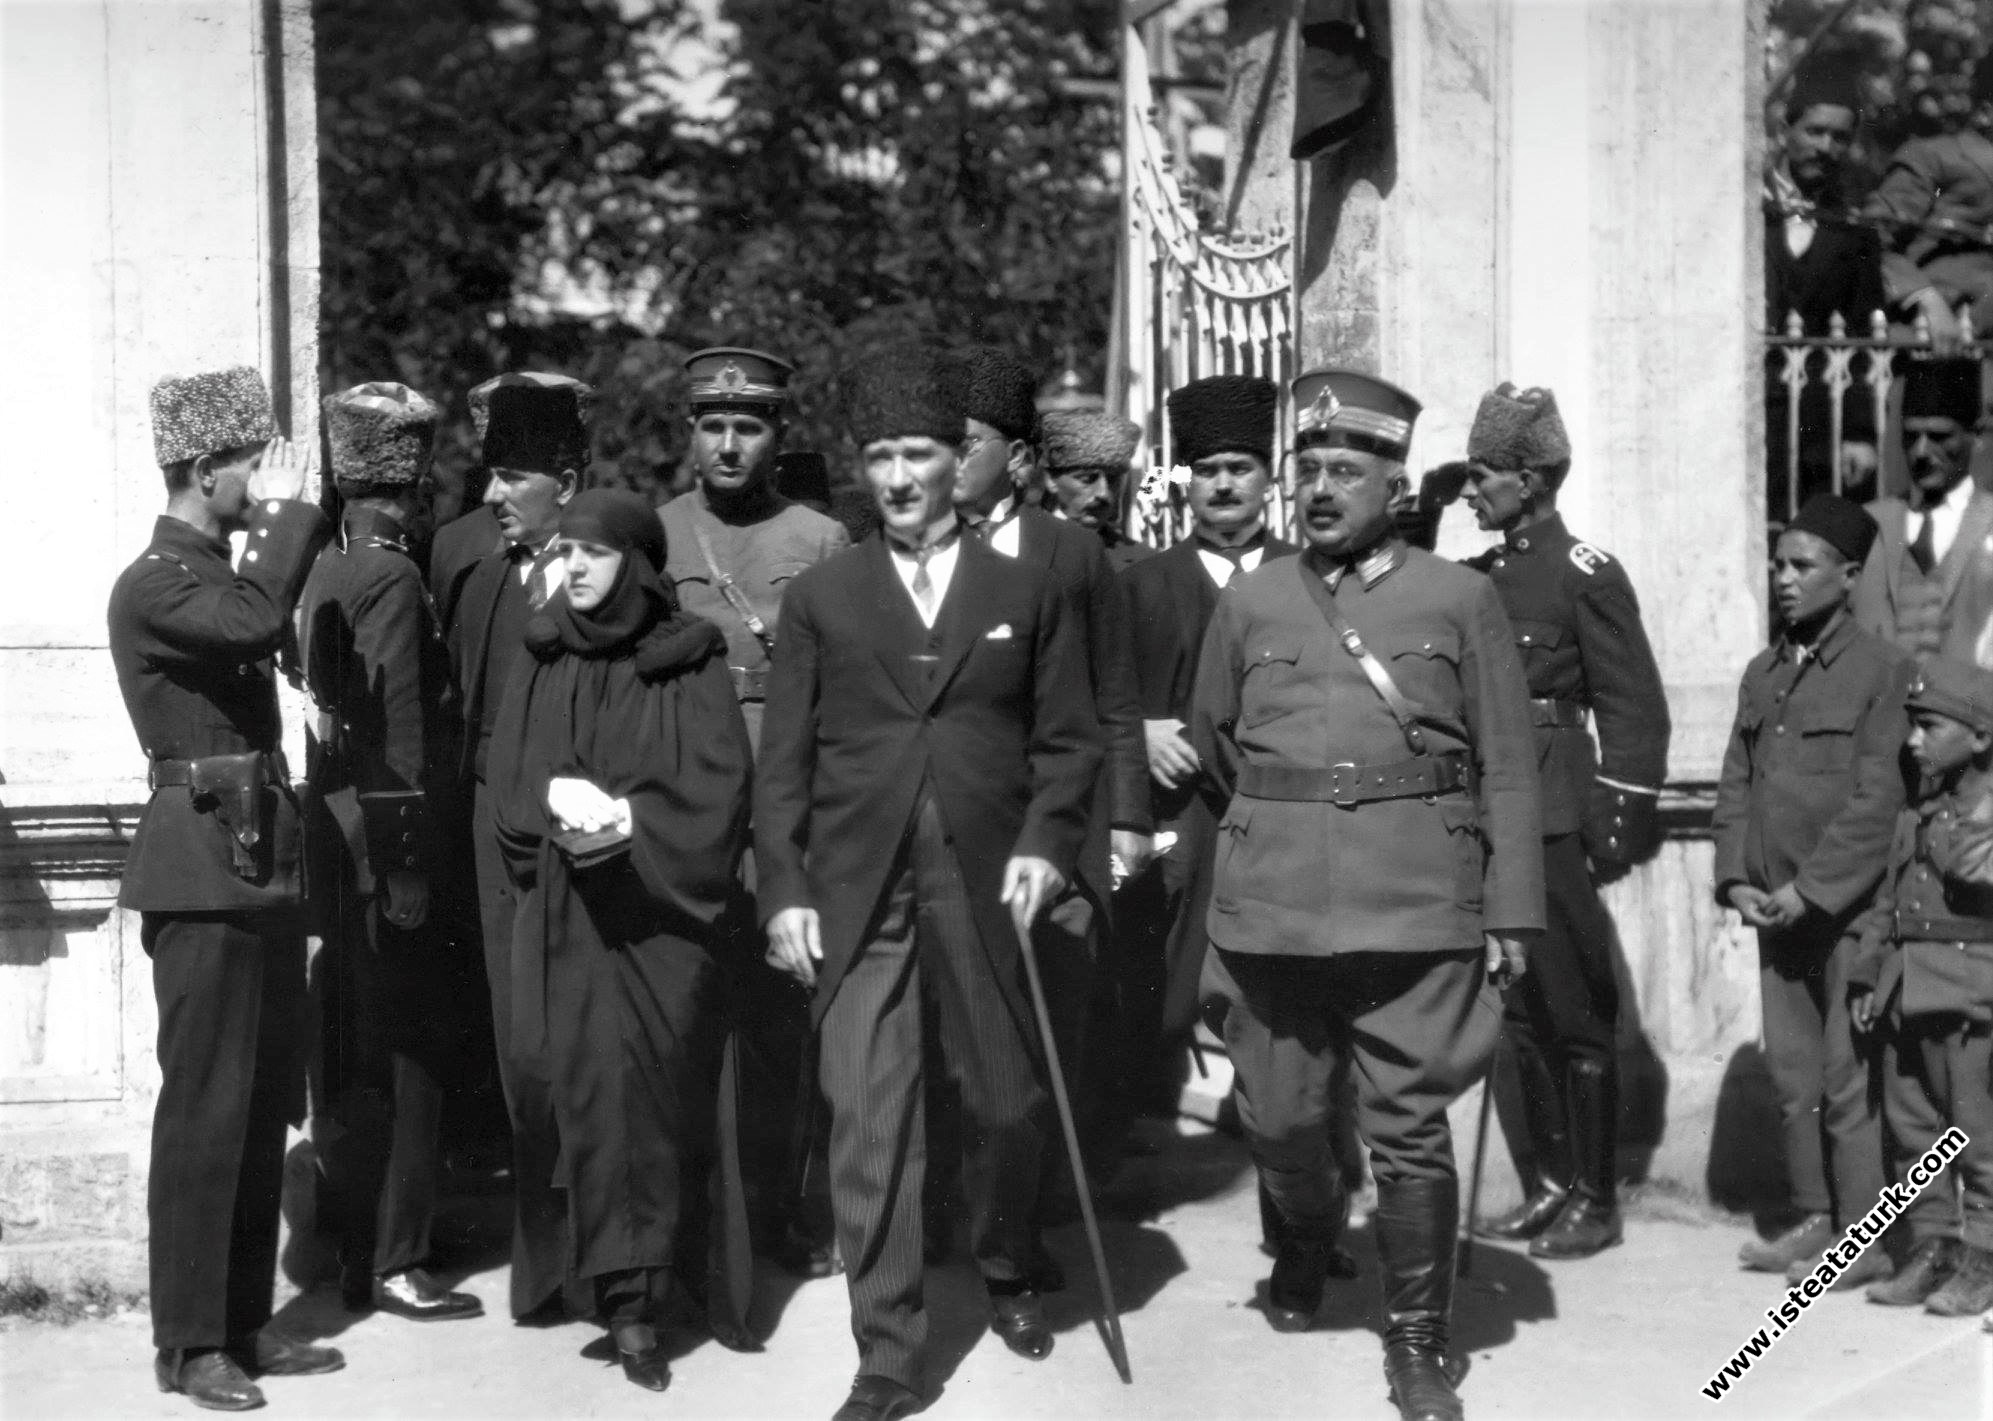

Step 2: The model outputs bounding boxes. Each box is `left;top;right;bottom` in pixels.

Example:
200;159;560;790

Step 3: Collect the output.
1910;512;1938;576
911;544;937;620
521;543;562;610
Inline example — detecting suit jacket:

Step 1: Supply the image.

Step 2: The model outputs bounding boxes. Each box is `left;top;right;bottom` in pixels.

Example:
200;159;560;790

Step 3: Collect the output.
109;501;327;912
1854;489;1993;667
1764;201;1885;495
426;504;505;642
1192;542;1545;956
754;531;1105;1030
1863;131;1993;309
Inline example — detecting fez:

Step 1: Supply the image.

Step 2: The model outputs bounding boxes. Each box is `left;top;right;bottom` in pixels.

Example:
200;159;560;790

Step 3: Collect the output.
1292;367;1423;463
1166;375;1277;466
1785;59;1864;121
1467;383;1570;472
1042;410;1141;474
479;378;591;476
324;382;440;491
1786;493;1878;564
685;346;794;411
953;346;1040;442
559;488;667;573
468;371;596;440
1907;657;1993;736
846;349;965;448
150;365;275;467
1900;357;1983;428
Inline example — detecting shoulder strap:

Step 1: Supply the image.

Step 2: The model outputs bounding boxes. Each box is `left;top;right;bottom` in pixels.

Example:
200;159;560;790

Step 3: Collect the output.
691;520;774;652
1296;558;1430;757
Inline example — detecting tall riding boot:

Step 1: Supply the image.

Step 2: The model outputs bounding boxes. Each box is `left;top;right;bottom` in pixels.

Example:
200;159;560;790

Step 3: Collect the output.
1531;1058;1623;1260
1473;1036;1569;1241
1264;1173;1354;1332
1373;1176;1465;1421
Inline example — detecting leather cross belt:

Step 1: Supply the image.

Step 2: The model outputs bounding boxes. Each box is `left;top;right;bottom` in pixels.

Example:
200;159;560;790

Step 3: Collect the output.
1238;751;1472;806
1530;697;1586;729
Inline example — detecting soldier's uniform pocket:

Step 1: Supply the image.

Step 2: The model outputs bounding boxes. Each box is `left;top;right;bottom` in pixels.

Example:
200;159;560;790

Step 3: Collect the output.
1241;642;1303;729
1792;703;1862;777
1511;618;1567;674
1388;630;1462;708
1212;799;1254;901
1437;797;1485;911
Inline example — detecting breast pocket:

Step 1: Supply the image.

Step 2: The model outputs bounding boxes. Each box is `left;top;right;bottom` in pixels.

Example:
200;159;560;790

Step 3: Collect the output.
1387;629;1462;708
767;558;814;591
1792;703;1862;776
1241;641;1304;728
1512;618;1566;673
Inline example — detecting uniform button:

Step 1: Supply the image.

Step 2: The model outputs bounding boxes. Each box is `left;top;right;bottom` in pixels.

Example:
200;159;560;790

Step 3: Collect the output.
245;550;259;562
1517;538;1531;551
1774;725;1785;735
1494;559;1506;569
266;501;280;513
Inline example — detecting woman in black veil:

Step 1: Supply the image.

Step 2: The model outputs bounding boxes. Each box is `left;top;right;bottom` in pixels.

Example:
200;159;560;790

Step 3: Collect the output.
490;488;755;1389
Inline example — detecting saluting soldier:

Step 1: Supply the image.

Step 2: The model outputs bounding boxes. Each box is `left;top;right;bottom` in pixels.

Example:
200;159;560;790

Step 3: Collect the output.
1192;369;1542;1421
299;383;481;1323
109;367;344;1409
1436;384;1672;1260
658;345;851;1278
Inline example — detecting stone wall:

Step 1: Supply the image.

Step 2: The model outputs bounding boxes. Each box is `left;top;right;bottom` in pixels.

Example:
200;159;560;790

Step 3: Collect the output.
1225;0;1781;1207
0;0;318;1291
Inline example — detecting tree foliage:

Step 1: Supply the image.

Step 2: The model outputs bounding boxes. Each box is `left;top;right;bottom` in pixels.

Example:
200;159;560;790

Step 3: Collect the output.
316;0;1123;507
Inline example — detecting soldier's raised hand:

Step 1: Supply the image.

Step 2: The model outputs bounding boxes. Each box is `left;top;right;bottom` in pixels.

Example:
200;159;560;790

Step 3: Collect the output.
248;434;315;503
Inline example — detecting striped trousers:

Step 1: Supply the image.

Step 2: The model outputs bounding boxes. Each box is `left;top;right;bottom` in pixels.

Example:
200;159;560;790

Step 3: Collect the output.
819;792;1049;1390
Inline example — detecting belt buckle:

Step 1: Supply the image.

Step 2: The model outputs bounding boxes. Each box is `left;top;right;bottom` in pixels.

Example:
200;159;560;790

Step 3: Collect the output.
1329;762;1359;807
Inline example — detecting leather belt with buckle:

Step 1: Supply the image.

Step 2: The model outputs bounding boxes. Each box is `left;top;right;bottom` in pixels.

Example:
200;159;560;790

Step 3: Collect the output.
1530;698;1586;729
1238;751;1472;806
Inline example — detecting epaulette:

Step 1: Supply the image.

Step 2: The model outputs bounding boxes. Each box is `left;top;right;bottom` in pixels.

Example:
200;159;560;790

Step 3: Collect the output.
144;549;194;576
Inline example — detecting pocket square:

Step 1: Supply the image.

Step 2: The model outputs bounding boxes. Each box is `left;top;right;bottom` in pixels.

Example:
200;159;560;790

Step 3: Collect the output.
984;623;1014;641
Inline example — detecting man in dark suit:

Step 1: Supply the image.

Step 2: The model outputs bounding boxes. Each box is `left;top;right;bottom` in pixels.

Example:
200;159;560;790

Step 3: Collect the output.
299;382;481;1323
108;366;344;1409
1763;60;1886;513
945;346;1151;1228
1040;408;1153;574
756;351;1103;1421
1116;375;1297;1101
434;371;589;1320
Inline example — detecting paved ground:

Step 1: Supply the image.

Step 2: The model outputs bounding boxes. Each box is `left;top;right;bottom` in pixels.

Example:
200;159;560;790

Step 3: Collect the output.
3;1124;1987;1420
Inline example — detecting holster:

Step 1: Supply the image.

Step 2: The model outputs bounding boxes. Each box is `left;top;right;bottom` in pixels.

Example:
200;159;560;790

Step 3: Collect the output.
189;752;273;879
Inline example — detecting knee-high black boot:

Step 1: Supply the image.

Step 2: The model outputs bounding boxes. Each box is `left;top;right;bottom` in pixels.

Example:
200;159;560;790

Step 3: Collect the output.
1473;1035;1569;1240
1374;1176;1464;1421
1531;1057;1623;1260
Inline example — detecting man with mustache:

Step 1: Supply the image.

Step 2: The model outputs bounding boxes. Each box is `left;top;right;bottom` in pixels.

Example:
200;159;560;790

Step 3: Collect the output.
657;346;850;1279
1191;369;1542;1421
1041;409;1153;573
1853;356;1993;666
1714;494;1910;1289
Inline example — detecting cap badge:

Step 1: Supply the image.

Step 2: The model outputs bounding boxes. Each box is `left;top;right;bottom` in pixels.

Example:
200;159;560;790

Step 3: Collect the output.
1301;387;1342;432
718;360;748;393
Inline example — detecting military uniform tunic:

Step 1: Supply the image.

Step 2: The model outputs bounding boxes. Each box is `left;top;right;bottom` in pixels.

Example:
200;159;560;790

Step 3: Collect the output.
297;504;461;1278
107;496;325;1351
659;485;849;750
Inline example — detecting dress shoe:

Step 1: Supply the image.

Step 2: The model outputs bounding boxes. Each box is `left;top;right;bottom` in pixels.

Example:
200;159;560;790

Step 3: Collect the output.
1869;1237;1959;1306
775;1223;844;1279
1384;1340;1465;1421
1738;1213;1832;1273
155;1349;265;1412
1785;1243;1891;1290
238;1329;345;1377
611;1322;671;1392
1926;1242;1993;1316
1473;1184;1568;1241
371;1267;484;1321
988;1286;1054;1360
1025;1239;1066;1294
831;1373;922;1421
1529;1194;1622;1259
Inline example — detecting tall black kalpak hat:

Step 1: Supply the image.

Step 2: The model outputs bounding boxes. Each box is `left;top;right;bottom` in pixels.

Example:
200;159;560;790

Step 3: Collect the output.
845;347;966;448
1292;368;1421;462
1166;375;1277;466
150;365;276;466
475;372;592;475
1786;493;1878;564
324;381;440;490
1900;357;1983;428
952;346;1040;441
684;346;794;412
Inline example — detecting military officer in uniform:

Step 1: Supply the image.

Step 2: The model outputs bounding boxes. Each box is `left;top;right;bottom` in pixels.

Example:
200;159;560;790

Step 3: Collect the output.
1192;369;1542;1421
299;383;482;1322
1439;384;1672;1259
109;366;344;1409
659;346;851;751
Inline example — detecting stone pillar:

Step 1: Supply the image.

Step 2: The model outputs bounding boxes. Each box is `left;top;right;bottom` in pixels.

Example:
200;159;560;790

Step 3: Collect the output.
0;0;318;1291
1252;0;1776;1203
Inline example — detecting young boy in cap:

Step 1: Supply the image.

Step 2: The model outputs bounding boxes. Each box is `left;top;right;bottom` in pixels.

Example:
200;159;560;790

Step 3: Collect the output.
1713;492;1912;1286
1849;658;1993;1315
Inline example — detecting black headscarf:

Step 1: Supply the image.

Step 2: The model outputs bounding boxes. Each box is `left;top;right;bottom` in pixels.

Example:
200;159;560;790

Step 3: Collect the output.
525;489;677;660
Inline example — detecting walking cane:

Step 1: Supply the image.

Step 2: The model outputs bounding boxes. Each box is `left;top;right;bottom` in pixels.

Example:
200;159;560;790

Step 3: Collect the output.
1459;1072;1494;1281
1010;904;1133;1384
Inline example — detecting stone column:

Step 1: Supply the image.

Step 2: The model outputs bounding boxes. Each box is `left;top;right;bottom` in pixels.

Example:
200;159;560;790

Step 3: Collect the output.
0;0;319;1291
1258;0;1774;1203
